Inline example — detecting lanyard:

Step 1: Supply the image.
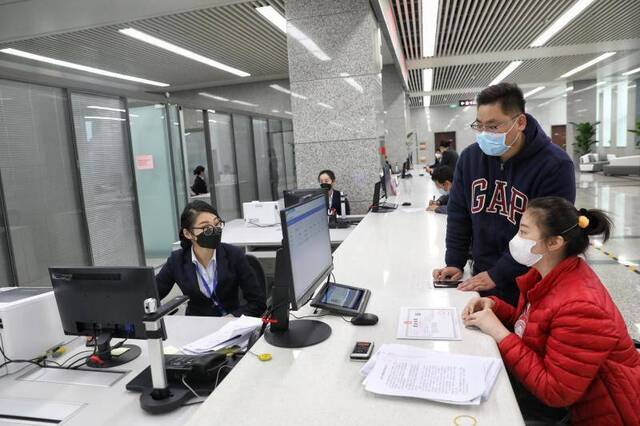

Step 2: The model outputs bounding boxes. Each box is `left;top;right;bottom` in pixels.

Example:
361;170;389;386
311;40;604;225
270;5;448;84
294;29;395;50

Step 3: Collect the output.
195;264;227;316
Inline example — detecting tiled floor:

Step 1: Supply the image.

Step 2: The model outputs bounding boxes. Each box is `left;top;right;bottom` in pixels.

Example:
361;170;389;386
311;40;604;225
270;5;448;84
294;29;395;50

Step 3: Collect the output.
575;172;640;340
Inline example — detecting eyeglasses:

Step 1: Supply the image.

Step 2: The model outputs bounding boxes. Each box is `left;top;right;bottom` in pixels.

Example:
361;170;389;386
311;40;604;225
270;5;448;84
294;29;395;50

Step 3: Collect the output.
191;222;225;235
469;115;520;133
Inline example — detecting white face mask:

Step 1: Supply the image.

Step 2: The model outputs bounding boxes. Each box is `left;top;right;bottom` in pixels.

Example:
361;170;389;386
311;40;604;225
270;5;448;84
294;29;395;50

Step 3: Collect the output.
509;234;543;267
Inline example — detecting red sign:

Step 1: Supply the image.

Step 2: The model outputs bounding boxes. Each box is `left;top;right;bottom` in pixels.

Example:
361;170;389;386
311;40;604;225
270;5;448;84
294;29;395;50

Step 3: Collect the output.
135;154;154;170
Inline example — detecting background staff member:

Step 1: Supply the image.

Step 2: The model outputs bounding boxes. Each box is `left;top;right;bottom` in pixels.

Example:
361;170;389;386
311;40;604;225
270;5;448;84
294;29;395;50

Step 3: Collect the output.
427;165;453;214
156;201;266;317
191;165;208;195
434;83;575;306
318;169;351;216
462;197;640;425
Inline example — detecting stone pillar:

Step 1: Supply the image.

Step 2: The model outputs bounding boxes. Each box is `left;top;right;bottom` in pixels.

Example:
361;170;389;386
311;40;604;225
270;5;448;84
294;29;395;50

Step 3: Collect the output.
566;79;597;164
382;64;408;168
286;0;384;213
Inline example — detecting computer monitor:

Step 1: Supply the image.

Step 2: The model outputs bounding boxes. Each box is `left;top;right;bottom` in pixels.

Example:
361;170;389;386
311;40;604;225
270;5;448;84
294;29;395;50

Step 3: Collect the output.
264;193;333;348
371;181;382;212
283;188;328;209
49;266;165;368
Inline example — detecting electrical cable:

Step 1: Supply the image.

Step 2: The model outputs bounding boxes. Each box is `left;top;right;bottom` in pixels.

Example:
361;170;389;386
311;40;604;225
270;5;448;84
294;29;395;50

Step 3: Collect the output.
181;375;201;399
214;364;233;388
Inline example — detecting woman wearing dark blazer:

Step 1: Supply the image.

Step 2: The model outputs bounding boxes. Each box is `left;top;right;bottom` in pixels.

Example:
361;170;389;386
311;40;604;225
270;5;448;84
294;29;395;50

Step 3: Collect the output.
156;201;266;317
191;165;208;195
318;169;351;216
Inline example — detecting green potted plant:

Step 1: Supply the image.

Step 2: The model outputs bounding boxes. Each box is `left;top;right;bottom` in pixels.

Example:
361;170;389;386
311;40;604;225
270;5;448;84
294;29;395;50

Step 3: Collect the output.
570;121;599;157
629;120;640;148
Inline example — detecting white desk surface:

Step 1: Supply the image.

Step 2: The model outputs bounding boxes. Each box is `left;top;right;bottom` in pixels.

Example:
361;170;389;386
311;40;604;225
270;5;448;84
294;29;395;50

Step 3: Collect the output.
172;217;357;250
186;173;524;426
0;316;232;426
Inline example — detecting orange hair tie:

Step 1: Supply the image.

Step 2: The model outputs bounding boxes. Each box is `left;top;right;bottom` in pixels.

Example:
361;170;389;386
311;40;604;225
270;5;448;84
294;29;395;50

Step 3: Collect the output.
578;215;590;229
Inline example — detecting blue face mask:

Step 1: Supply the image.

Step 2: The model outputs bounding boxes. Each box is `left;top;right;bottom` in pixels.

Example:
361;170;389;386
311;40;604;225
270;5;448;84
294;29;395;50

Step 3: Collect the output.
475;119;519;156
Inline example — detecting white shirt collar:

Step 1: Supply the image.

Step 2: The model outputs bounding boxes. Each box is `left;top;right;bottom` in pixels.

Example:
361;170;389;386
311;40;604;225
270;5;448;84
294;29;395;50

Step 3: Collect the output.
191;246;216;270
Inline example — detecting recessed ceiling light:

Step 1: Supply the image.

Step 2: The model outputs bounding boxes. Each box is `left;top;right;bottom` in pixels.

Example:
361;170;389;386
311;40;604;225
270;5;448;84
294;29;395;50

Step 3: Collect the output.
529;0;595;47
317;102;334;109
231;100;258;107
422;0;440;57
523;86;546;98
489;61;523;86
0;48;169;87
198;92;229;102
255;6;330;62
119;28;250;77
558;52;616;79
622;66;640;76
256;6;287;33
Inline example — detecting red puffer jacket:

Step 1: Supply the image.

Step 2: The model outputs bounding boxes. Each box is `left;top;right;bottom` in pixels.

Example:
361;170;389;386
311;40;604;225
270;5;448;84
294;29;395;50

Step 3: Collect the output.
490;256;640;425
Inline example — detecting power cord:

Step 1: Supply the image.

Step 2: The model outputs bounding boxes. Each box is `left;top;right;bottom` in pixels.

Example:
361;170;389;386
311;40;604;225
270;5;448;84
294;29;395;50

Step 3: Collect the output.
214;364;233;388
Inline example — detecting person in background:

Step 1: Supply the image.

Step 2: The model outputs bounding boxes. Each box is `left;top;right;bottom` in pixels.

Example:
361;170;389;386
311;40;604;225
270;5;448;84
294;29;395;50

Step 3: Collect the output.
438;140;459;171
462;197;640;425
318;169;351;216
427;166;453;214
191;165;208;195
425;147;442;174
156;201;266;317
433;83;575;306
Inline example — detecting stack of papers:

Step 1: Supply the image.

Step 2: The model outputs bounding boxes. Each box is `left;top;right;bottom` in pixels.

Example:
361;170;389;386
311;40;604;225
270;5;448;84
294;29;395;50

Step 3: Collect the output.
182;316;262;354
360;344;502;405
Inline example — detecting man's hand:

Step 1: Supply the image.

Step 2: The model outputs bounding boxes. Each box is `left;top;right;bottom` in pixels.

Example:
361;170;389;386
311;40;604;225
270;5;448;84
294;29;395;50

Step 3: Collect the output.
432;266;463;281
457;271;496;292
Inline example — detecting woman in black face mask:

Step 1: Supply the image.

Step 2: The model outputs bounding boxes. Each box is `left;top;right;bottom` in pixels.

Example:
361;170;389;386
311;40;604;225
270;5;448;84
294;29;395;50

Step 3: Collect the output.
155;201;266;317
318;169;351;216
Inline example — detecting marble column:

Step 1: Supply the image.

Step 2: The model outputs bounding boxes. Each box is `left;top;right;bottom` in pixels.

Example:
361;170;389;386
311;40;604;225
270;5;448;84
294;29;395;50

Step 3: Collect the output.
286;0;384;213
566;79;597;164
382;64;408;168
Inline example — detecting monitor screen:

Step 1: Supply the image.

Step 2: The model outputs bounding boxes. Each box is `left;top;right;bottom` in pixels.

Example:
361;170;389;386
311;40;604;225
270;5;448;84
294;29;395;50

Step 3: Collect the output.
283;188;327;209
49;267;162;340
281;194;333;307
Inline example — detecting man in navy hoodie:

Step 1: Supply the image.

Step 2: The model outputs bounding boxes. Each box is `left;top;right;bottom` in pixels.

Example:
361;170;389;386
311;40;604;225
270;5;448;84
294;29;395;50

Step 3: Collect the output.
433;83;575;305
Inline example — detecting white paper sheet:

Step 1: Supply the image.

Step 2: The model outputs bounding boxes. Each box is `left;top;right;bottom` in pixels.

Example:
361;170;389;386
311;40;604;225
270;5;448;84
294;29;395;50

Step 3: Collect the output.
396;307;462;340
182;315;261;354
360;344;502;405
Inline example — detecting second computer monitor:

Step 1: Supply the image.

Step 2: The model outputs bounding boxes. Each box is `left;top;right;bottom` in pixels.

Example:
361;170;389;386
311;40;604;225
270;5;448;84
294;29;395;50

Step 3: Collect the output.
283;188;328;209
281;193;333;310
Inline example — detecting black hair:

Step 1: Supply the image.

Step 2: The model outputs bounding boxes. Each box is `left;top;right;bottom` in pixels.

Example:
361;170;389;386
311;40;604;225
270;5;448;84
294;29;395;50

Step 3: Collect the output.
318;169;336;182
439;141;451;149
193;165;205;176
527;196;612;258
431;166;453;184
179;200;220;250
476;83;526;115
435;147;442;152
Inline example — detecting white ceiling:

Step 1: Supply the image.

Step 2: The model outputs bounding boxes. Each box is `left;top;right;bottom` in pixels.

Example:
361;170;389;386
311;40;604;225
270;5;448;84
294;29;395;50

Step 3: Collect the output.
0;0;637;103
392;0;640;106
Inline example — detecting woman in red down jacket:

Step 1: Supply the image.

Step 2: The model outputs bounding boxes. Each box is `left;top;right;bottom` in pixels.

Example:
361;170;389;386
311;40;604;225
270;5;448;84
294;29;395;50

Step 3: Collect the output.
462;196;640;425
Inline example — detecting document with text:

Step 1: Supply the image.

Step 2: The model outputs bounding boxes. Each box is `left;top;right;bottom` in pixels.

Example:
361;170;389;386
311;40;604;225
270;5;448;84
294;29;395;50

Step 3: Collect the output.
396;307;462;340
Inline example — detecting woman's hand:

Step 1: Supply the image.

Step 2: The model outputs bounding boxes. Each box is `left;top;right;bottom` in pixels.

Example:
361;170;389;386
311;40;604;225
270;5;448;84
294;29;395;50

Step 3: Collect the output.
461;297;494;320
462;308;510;343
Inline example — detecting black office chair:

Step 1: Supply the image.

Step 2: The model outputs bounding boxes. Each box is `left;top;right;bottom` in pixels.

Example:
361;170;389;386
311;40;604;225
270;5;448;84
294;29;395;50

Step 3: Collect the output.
243;254;269;305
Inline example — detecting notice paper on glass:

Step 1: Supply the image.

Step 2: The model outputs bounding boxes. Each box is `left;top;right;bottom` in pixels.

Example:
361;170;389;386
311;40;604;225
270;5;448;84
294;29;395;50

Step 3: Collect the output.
396;307;462;340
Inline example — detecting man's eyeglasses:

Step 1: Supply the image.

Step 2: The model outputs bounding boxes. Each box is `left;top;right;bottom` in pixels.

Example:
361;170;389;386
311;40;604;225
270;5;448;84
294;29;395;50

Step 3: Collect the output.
469;115;520;133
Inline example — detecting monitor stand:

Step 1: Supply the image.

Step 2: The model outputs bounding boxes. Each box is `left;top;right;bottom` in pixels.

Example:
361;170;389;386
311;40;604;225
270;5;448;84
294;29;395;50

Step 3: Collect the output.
87;333;141;368
264;319;331;348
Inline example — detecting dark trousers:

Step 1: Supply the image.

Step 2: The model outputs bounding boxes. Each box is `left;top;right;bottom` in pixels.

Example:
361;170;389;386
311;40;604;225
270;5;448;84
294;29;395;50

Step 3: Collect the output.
509;374;570;425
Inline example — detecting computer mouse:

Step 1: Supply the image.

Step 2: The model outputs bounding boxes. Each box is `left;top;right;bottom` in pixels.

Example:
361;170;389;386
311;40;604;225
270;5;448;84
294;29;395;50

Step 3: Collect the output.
402;202;412;206
350;313;379;326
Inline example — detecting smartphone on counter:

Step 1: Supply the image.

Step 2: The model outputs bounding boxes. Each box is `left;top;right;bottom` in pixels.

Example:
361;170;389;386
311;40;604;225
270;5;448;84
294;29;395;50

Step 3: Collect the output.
433;279;462;289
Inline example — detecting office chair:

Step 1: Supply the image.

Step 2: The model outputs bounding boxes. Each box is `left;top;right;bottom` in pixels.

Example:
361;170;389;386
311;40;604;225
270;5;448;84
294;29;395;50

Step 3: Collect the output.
244;254;268;304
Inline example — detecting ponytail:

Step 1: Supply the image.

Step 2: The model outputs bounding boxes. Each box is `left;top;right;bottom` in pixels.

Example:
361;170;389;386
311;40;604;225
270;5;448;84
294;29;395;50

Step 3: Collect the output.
527;197;613;258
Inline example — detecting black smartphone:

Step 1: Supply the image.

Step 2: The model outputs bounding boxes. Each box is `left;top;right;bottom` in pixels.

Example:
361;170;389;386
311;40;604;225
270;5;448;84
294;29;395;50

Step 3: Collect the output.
433;279;462;288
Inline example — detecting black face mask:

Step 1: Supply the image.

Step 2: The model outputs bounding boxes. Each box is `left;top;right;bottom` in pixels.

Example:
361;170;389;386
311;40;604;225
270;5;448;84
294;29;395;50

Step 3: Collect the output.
195;227;222;250
320;183;332;191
